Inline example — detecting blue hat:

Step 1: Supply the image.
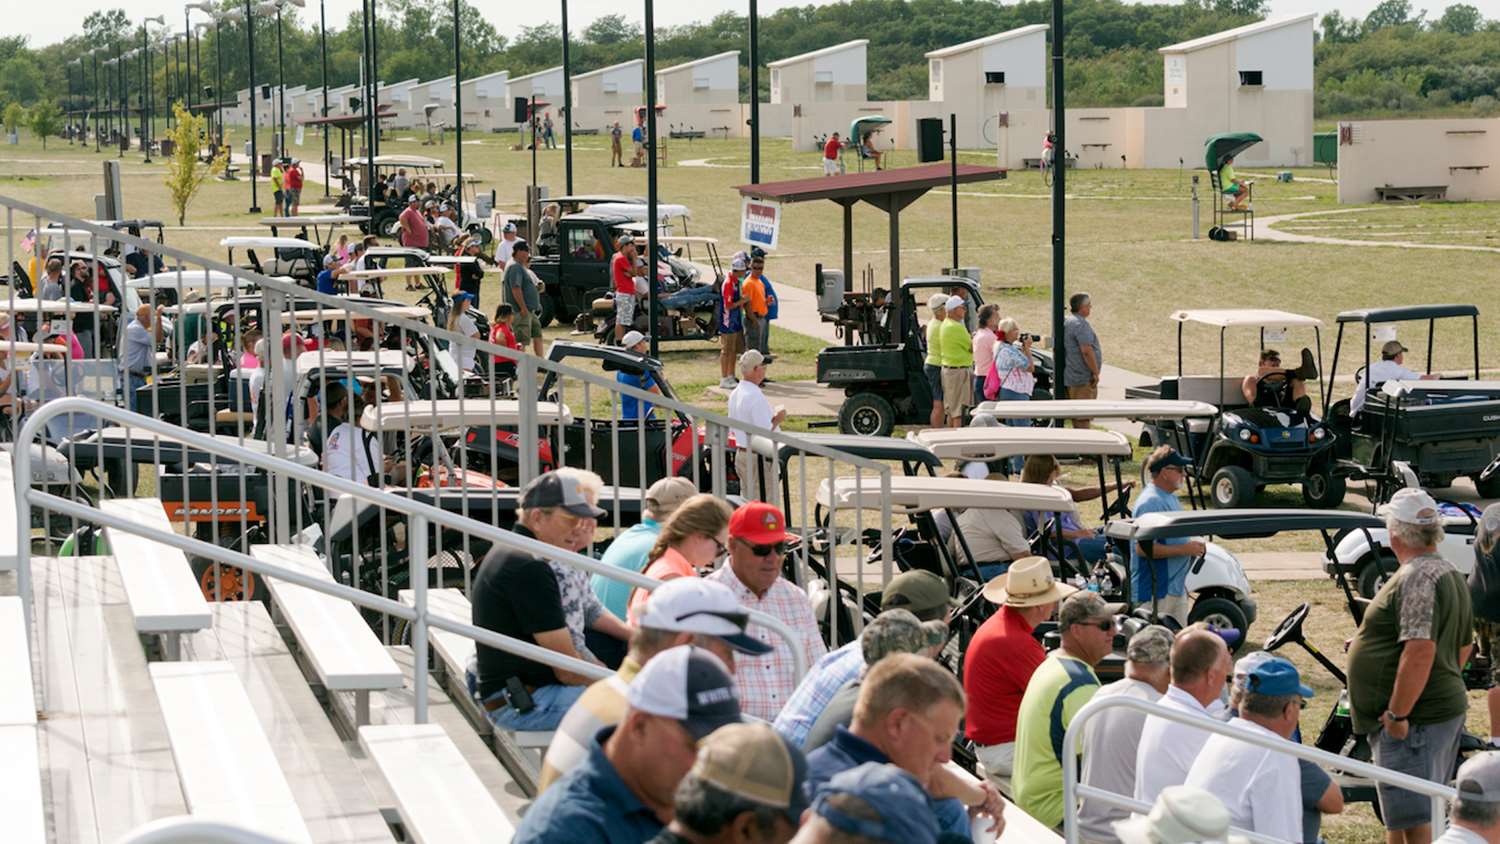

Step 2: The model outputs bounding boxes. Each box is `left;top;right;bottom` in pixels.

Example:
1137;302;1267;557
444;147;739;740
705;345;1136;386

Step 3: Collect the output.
1245;655;1314;698
1147;448;1193;475
452;292;475;305
812;763;939;844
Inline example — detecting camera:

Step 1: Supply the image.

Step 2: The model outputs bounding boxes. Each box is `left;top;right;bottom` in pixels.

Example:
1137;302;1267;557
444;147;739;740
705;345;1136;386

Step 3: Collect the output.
1025;333;1042;342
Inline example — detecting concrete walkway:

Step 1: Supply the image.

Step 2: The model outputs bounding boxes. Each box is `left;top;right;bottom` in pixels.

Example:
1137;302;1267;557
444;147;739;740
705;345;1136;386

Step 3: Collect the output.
1255;206;1500;254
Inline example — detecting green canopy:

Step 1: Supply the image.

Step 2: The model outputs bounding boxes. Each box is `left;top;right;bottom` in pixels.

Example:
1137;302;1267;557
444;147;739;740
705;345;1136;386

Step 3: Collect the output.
850;115;893;140
1204;132;1263;172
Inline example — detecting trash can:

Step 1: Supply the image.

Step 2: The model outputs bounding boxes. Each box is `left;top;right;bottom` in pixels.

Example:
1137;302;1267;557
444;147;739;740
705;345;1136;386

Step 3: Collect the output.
260;152;274;176
474;193;493;219
1313;132;1337;166
159;139;175;157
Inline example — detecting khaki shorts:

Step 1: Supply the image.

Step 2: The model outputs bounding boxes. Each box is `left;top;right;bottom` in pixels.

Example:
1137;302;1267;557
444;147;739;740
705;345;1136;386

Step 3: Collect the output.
941;367;971;418
513;310;544;346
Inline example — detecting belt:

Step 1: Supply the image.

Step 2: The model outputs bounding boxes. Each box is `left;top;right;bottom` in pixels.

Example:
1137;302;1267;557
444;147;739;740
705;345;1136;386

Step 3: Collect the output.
128;370;151;378
481;682;539;711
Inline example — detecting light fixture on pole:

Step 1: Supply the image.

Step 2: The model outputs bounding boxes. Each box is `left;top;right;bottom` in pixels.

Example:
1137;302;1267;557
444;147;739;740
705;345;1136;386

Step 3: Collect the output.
245;0;262;214
143;16;166;162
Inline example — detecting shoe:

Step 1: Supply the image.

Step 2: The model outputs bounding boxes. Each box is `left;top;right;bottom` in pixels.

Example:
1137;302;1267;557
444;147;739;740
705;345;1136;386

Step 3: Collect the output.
1295;347;1318;381
719;377;738;389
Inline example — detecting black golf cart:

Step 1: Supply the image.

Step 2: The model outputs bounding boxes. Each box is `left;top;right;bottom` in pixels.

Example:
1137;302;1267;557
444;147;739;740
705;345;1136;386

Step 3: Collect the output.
817;276;1055;436
1125;309;1342;509
1324;304;1500;502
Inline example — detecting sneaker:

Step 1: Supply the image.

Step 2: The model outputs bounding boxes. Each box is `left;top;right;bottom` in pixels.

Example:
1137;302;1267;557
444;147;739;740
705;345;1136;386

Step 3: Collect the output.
719;377;738;389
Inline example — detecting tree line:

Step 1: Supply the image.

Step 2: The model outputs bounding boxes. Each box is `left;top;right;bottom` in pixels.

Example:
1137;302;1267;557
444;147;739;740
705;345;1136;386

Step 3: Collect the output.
4;0;1500;132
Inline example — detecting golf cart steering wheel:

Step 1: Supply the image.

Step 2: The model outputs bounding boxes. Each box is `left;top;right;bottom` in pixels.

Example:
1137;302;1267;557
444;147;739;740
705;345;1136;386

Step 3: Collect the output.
1263;601;1310;652
1255;370;1293;408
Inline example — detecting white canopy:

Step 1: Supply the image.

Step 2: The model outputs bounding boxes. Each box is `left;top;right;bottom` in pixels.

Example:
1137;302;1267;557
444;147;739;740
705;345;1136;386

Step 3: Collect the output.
816;475;1075;513
909;427;1133;459
359;399;572;431
588;202;691;223
341;267;451;280
973;399;1217;420
0;299;118;315
296;349;414;372
1170;309;1322;329
1381;379;1500;398
425;255;480;266
128;270;254;290
345;155;444;168
258;215;369;225
220;236;320;251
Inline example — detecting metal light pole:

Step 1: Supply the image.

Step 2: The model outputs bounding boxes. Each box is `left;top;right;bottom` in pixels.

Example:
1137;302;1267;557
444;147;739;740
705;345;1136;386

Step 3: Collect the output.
66;59;76;144
320;0;330;196
184;10;193;114
143;17;165;162
218;8;243;161
560;0;572;194
362;0;376;197
1050;0;1066;379
749;0;759;184
161;37;173;128
116;46;128;157
92;49;101;152
453;0;463;200
246;0;262;214
645;0;659;357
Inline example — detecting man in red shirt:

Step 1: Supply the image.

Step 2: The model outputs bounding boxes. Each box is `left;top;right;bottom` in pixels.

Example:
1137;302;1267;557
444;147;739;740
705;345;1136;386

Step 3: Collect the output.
398;195;429;249
962;556;1077;795
283;159;305;215
822;131;843;176
611;235;642;344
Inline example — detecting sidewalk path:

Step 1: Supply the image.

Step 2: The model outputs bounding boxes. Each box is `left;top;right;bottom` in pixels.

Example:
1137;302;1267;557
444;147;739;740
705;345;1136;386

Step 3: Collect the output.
1255;207;1500;254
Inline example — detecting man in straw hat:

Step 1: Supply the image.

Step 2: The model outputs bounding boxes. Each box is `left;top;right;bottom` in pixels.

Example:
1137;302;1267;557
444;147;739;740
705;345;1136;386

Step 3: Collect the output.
962;556;1077;794
1014;591;1114;829
1113;785;1248;844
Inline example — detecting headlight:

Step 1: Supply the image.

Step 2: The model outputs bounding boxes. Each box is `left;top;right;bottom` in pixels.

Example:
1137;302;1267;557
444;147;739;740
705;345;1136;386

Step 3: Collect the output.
1311;426;1327;441
1238;429;1252;441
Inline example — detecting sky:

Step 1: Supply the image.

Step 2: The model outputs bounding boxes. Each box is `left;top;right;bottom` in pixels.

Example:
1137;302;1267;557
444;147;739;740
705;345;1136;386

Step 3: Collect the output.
24;0;1500;48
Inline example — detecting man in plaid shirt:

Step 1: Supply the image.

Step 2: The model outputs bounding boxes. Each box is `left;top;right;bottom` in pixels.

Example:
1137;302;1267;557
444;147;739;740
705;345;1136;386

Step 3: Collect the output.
706;502;826;722
773;570;957;747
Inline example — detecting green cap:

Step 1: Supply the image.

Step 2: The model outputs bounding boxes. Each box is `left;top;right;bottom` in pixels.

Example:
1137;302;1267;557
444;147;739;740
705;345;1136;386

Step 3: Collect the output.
860;609;950;665
880;570;958;622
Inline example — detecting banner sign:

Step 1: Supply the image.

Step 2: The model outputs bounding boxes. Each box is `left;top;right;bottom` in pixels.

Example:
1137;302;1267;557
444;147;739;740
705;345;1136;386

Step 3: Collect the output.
740;197;782;251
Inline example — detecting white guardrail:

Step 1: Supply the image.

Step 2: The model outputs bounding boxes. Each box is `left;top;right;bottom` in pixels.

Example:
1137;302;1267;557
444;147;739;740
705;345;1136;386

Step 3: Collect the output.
1061;694;1457;843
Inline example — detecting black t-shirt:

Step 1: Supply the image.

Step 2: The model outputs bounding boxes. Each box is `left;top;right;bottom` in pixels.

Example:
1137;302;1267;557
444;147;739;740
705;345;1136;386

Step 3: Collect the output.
1470;542;1500;622
67;279;96;333
471;524;568;696
457;262;484;298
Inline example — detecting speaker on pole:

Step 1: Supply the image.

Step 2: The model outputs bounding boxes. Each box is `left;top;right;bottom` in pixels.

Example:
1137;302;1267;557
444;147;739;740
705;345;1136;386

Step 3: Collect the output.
916;117;944;163
513;96;529;124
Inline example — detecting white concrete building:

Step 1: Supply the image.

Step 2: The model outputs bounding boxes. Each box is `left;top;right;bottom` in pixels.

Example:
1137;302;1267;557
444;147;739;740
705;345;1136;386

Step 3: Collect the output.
460;69;511;131
769;39;868;105
925;25;1047;149
1337;118;1500;202
507;66;565;103
656;51;741;136
409;75;456;131
570;59;644;131
378;78;422;128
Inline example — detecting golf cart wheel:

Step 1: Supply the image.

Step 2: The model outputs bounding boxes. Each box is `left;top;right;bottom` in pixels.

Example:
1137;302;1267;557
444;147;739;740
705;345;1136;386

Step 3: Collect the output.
839;393;896;438
1302;469;1347;509
1210;466;1255;509
1475;471;1500;499
378;215;401;238
1356;552;1397;599
1188;596;1249;653
467;223;493;246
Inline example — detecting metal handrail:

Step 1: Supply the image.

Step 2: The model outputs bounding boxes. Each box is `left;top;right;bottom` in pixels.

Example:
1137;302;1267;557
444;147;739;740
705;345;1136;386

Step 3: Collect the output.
115;817;296;844
14;398;810;724
1061;694;1455;844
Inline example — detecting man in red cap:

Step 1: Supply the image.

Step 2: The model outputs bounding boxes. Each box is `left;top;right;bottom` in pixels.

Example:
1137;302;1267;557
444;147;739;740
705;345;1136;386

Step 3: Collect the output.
706;502;827;721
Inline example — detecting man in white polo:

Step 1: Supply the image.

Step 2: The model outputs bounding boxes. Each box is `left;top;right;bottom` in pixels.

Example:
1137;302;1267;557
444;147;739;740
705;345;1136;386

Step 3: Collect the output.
1351;339;1440;416
1133;625;1232;806
727;349;785;503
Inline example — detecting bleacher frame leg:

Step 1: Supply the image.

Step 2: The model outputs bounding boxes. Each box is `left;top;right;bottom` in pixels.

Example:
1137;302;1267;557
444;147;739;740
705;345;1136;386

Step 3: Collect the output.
356;691;371;727
163;632;181;661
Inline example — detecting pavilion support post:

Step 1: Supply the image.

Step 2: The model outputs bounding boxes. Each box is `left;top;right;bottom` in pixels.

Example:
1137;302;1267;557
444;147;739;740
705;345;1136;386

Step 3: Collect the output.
841;199;853;297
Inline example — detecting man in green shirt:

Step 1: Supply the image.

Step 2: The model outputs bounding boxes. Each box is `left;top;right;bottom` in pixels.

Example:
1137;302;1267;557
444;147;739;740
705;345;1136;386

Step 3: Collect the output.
1013;591;1114;829
1219;156;1248;211
938;295;974;427
923;293;947;428
1347;489;1473;843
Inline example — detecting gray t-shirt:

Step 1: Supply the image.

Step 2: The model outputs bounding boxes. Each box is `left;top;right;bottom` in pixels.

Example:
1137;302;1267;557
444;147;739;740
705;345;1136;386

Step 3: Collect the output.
1299;759;1331;844
503;261;540;313
122;319;153;373
1063;314;1101;388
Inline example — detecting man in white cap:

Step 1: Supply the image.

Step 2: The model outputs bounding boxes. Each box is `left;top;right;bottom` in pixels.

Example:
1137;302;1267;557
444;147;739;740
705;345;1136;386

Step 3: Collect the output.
613;235;643;344
1079;625;1174;842
1436;751;1500;843
727;349;785;503
497;220;520;266
923;292;948;428
538;578;771;792
616;330;661;420
1349;487;1474;844
1351;339;1440;416
593;476;699;618
1113;785;1241;844
938;294;973;427
963;556;1077;794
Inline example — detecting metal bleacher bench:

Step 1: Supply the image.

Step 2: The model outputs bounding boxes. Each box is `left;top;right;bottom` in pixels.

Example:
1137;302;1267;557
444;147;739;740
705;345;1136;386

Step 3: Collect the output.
100;498;213;659
150;661;313;843
0;596;43;843
360;724;516;844
0;451;20;571
252;544;403;727
399;587;554;794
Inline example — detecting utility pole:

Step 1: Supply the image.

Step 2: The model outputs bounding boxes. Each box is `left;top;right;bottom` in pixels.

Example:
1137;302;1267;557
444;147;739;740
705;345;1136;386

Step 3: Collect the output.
561;0;572;194
749;0;760;184
247;0;262;213
1050;0;1066;380
453;0;463;201
645;0;660;357
320;0;330;195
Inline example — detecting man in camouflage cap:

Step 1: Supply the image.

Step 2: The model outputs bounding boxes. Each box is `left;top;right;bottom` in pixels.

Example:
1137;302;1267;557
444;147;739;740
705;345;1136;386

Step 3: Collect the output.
1079;625;1175;840
802;609;951;751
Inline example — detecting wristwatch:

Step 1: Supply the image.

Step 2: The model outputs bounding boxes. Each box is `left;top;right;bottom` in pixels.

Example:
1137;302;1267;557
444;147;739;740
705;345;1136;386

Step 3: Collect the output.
1385;710;1409;722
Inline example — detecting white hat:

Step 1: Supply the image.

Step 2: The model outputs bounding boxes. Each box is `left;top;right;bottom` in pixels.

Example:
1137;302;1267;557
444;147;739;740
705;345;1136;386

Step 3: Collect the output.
636;579;773;656
945;295;966;311
1387;488;1441;526
1113;786;1232;844
738;349;766;374
621;330;648;348
927;293;948;311
731;255;749;272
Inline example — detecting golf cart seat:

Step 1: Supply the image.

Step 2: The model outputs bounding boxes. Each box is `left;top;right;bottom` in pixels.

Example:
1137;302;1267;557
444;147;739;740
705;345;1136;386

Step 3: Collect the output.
592;297;614;315
1162;375;1251;409
9;262;32;297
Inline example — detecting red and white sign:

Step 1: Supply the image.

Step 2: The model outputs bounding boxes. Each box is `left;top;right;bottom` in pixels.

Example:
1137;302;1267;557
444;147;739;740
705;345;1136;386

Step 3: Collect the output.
740;197;782;251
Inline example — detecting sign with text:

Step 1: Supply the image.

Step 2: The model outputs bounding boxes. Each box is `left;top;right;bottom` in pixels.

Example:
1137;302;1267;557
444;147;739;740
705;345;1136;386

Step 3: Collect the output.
740;197;782;251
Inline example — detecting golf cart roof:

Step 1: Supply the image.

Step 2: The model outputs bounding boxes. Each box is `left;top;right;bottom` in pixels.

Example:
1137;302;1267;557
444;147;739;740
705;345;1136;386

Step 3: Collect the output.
220;236;320;251
758;432;942;467
551;194;647;206
657;235;719;246
296;350;414;372
909;427;1133;459
286;305;431;324
973;399;1218;421
364;247;431;260
45;251;122;267
1170;309;1322;329
359;399;572;431
902;276;979;292
38;228;104;244
0;299;118;315
816;475;1075;514
426;255;479;266
1381;380;1500;398
0;342;73;357
344;155;444;168
259;215;370;226
1336;304;1479;324
84;426;318;466
586;203;691;222
1104;508;1382;541
341;267;452;280
545;340;661;371
128;270;254;290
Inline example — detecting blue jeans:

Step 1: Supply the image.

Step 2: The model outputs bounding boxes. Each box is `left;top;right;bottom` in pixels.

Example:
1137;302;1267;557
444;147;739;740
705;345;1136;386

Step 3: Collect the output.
125;372;148;413
1073;533;1108;563
998;388;1031;472
973;374;987;406
466;668;586;731
976;560;1011;585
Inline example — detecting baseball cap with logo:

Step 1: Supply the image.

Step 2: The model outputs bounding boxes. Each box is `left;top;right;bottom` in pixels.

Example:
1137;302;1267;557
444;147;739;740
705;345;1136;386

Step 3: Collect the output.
1232;650;1276;688
729;502;789;545
1387;488;1441;526
1126;625;1174;665
944;295;966;312
879;570;959;621
636;578;773;656
519;471;607;519
860;609;949;665
621;330;648;348
617;234;636;246
692;723;810;824
1455;751;1500;804
812;763;940;844
731;254;749;272
1147;448;1193;475
502;221;517;233
626;645;743;740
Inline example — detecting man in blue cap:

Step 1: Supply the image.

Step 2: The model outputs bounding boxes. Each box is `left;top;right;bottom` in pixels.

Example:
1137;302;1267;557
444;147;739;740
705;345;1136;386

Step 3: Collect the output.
791;763;940;844
1184;655;1310;841
1130;446;1208;625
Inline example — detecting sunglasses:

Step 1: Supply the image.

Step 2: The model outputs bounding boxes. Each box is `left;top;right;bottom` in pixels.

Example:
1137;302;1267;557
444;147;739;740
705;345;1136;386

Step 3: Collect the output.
736;537;787;557
1082;618;1115;632
709;537;729;559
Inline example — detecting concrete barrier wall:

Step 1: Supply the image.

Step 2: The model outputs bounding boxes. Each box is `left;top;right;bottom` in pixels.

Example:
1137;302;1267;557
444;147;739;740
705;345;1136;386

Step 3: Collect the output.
1337;118;1500;203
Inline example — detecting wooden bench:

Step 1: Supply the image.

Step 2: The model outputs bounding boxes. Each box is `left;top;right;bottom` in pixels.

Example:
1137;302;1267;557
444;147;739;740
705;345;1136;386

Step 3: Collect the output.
359;724;515;844
150;661;313;844
100;498;213;659
1376;184;1447;202
251;544;403;728
179;602;394;843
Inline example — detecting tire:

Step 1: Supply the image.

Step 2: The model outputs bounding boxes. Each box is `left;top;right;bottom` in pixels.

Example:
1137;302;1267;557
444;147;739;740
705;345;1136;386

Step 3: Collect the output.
377;214;400;239
1210;465;1256;509
839;393;896;437
537;294;557;328
1475;471;1500;499
1356;553;1397;599
1188;595;1250;653
1302;469;1348;508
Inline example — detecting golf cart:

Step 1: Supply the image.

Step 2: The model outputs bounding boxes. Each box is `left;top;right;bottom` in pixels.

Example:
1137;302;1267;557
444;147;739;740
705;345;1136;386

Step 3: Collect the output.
259;215;370;252
1324;304;1500;502
817;276;1055;436
1124;309;1343;509
127;270;255;308
341;154;447;236
848;115;892;173
582;229;723;345
221;236;323;284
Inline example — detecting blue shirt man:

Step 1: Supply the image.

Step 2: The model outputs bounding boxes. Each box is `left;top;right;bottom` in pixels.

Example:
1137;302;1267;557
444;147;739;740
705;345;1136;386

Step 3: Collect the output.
615;331;661;421
1129;448;1208;621
806;726;970;837
591;476;698;618
315;257;339;296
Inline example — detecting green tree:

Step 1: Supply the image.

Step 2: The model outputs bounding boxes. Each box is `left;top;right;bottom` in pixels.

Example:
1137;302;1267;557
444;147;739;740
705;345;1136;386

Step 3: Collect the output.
1434;3;1483;34
1320;11;1362;42
163;101;227;225
583;15;640;45
1364;0;1423;33
0;55;44;106
3;102;25;134
26;100;60;148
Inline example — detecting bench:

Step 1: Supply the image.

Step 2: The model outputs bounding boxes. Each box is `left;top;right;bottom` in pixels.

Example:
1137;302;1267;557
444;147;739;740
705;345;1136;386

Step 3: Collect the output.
359;724;515;844
179;602;394;843
101;498;213;659
150;661;313;843
0;596;36;725
1376;184;1446;202
251;544;403;727
0;725;44;843
0;451;19;571
943;761;1061;843
398;588;554;792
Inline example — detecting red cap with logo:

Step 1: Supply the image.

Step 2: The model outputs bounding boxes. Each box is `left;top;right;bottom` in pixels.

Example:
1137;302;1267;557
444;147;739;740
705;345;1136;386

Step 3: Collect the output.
729;502;790;545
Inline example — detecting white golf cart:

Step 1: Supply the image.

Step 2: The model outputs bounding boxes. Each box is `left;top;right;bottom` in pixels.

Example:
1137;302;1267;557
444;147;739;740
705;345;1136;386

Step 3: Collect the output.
221;236;323;283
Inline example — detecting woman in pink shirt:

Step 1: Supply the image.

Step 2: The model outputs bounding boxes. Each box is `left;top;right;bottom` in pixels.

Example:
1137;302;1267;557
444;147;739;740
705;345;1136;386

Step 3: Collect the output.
972;303;1000;408
626;494;733;622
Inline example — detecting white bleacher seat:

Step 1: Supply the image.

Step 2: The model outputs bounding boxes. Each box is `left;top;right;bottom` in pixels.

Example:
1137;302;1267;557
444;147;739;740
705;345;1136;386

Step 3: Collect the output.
252;544;402;727
149;661;313;844
0;596;36;725
101;498;212;659
359;724;515;844
944;761;1062;843
0;725;45;843
0;451;18;571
